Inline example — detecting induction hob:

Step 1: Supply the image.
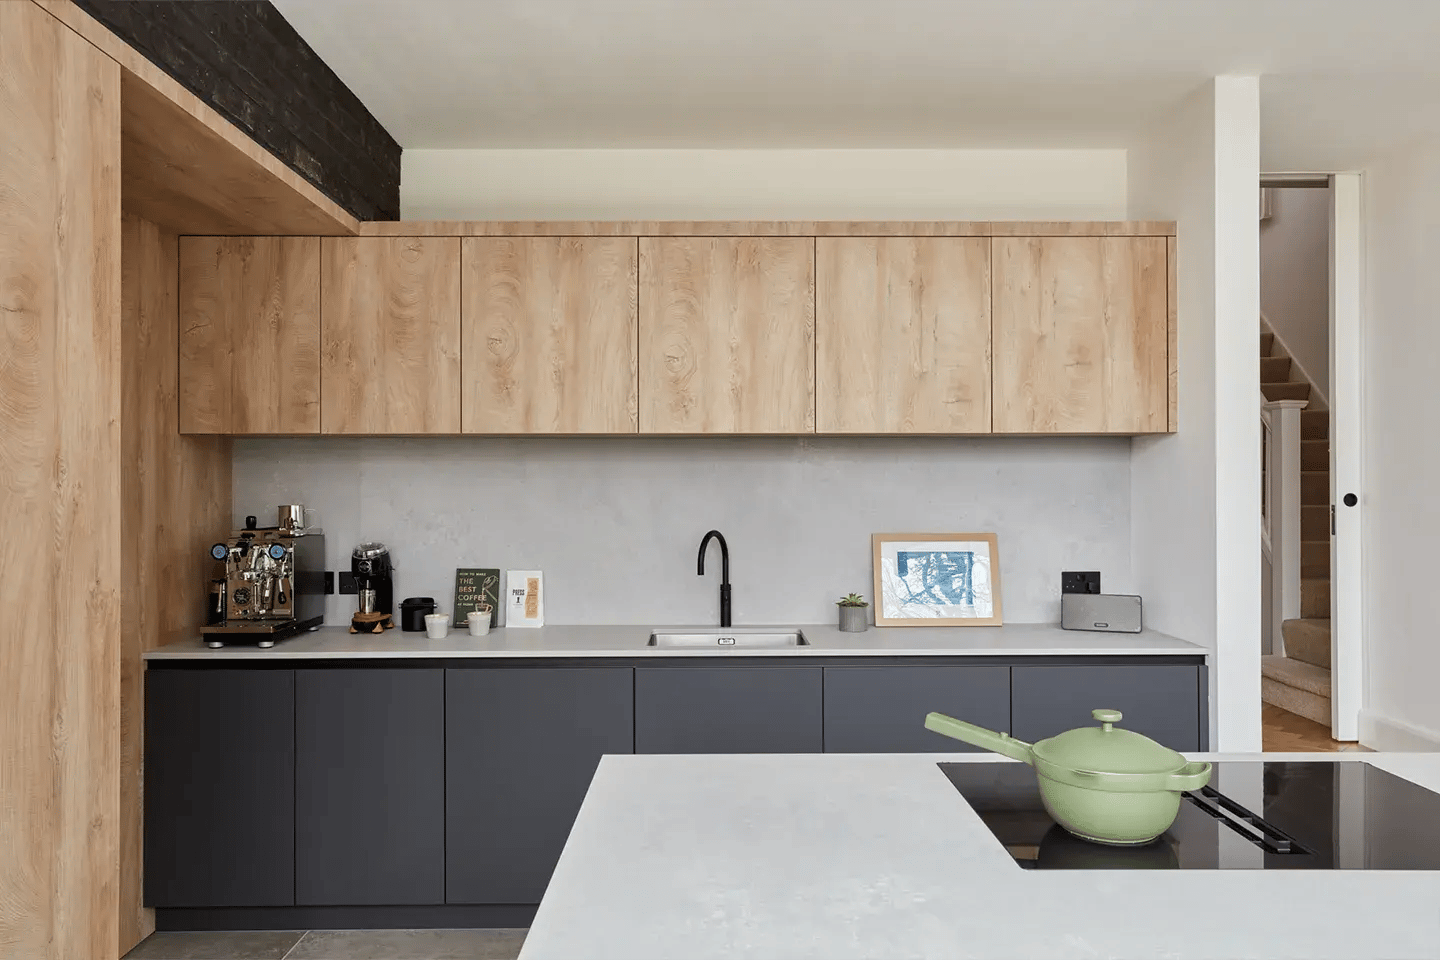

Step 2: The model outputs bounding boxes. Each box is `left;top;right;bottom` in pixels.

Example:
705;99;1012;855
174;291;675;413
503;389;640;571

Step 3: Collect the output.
938;761;1440;870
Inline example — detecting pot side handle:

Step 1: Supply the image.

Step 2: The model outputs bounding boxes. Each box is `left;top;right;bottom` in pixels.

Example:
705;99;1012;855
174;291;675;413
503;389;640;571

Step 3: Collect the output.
924;712;1034;764
1166;761;1213;792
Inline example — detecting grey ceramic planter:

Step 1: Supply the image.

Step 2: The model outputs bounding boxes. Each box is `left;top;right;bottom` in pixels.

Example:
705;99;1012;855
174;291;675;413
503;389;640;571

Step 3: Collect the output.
837;604;869;633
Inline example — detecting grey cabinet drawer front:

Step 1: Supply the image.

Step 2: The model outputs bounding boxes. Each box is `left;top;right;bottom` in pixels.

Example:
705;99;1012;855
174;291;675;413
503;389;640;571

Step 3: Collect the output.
1010;664;1200;751
295;668;445;905
446;667;634;905
635;666;823;754
824;665;1009;753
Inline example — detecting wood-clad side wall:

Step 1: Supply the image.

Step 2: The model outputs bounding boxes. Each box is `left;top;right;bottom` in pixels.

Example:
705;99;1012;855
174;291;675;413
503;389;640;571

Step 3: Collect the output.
119;214;233;953
0;3;122;958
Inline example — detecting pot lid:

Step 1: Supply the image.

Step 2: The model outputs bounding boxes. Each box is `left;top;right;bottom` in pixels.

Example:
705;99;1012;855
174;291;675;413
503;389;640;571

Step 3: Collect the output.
1030;709;1186;775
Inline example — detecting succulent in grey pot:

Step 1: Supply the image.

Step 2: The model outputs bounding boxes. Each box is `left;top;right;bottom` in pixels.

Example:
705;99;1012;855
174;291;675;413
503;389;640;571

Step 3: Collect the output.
837;593;870;632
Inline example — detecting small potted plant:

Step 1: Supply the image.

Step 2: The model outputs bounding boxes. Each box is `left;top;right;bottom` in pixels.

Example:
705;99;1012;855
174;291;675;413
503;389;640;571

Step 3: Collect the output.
837;593;870;633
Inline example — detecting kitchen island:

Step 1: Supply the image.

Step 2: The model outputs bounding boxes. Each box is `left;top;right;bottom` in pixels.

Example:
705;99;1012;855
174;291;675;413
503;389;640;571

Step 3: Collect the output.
520;752;1440;960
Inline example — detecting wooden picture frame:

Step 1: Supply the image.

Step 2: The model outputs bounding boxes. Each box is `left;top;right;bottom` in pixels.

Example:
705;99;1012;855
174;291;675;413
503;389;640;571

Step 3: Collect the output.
872;533;1003;626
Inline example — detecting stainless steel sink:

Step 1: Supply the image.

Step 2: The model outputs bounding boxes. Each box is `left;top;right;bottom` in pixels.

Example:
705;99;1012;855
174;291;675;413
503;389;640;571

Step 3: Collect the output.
647;629;808;648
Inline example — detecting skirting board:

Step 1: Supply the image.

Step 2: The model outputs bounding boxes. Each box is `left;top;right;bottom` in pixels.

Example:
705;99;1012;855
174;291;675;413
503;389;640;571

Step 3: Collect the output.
1359;710;1440;752
156;905;537;930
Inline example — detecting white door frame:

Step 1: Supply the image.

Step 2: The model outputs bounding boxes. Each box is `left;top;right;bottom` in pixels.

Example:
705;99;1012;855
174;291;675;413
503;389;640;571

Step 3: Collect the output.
1329;172;1364;740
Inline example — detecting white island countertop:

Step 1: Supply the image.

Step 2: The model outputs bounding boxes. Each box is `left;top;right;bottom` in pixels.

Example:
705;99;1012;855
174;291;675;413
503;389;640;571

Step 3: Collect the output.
520;752;1440;960
143;622;1206;659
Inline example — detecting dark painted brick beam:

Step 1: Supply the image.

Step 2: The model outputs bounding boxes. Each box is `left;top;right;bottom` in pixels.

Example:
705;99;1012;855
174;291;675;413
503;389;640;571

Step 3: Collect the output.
75;0;401;221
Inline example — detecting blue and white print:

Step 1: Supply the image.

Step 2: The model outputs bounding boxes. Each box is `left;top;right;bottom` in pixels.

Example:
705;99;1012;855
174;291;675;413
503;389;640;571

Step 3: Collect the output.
880;541;993;619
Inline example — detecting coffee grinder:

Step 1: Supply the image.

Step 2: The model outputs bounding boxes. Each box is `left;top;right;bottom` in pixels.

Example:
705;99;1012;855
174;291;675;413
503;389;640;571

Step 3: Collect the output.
350;541;395;634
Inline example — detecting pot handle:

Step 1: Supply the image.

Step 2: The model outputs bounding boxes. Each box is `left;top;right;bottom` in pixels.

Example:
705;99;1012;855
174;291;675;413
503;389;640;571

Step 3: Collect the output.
925;712;1034;765
1166;761;1213;792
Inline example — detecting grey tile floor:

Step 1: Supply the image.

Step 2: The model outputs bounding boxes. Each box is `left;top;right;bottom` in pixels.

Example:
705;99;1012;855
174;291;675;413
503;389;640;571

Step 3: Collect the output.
121;928;527;960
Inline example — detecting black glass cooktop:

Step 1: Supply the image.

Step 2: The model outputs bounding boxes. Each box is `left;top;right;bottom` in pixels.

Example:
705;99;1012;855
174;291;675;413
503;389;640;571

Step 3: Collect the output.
938;761;1440;870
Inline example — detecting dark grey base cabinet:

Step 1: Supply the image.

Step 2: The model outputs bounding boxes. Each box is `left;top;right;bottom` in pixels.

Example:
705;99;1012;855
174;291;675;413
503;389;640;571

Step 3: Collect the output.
635;666;822;754
295;668;445;905
146;655;1204;922
1010;664;1202;750
824;666;1009;752
446;667;633;904
145;669;296;907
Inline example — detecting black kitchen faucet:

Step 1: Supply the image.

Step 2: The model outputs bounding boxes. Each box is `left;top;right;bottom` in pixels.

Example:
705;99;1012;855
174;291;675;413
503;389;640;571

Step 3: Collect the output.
697;530;731;627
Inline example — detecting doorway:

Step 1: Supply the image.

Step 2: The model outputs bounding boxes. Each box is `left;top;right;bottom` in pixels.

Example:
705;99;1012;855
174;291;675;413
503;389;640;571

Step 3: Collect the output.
1258;173;1363;750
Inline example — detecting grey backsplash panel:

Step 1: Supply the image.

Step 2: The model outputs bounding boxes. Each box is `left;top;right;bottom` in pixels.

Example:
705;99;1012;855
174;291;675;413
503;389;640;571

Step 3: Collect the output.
232;437;1132;626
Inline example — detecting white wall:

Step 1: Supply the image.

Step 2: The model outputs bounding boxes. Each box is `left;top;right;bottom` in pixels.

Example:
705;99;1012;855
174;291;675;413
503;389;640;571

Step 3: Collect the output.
1358;135;1440;750
1261;187;1331;402
401;149;1127;220
1128;77;1262;750
233;437;1134;627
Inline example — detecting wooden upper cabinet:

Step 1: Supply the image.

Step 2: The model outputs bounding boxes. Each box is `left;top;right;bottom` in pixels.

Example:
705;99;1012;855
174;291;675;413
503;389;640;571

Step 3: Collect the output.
992;237;1168;434
639;237;814;434
179;237;321;434
462;238;637;433
816;238;991;434
321;237;461;434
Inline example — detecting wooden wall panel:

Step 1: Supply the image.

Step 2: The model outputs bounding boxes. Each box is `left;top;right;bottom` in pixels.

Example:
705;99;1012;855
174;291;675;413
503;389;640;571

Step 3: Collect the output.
120;215;233;953
0;4;121;958
992;237;1168;434
816;238;992;433
1168;235;1178;433
34;0;360;236
321;237;462;434
179;237;321;434
463;238;638;434
639;238;814;434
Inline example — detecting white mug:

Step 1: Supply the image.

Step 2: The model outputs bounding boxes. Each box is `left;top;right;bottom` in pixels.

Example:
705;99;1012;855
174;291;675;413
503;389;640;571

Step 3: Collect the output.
468;609;491;637
424;613;450;639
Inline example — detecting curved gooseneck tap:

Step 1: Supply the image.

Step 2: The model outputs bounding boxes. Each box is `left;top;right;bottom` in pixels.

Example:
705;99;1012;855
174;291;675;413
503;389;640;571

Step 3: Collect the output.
697;530;731;627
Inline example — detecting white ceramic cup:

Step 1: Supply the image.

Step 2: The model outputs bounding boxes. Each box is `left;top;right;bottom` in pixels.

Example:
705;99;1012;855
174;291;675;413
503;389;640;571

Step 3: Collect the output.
467;609;491;636
425;613;450;639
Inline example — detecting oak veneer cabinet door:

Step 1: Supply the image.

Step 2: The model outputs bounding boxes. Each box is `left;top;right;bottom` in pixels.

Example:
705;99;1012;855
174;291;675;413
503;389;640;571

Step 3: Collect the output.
462;237;638;433
321;237;461;433
992;237;1168;433
179;237;321;433
816;238;991;433
639;237;814;433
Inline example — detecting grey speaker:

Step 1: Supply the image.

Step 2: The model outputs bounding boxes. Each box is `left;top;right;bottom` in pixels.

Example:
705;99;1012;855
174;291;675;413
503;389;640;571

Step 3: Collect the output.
1061;594;1143;633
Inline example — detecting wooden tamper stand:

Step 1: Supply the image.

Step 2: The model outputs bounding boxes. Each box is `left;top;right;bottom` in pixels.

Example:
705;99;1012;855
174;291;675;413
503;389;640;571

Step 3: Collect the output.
350;611;394;634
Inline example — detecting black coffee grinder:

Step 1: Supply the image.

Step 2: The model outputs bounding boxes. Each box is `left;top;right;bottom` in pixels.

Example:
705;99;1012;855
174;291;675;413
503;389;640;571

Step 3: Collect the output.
350;541;395;634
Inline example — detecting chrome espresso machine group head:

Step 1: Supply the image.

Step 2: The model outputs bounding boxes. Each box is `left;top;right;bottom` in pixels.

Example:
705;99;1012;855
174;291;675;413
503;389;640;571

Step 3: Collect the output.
202;508;326;648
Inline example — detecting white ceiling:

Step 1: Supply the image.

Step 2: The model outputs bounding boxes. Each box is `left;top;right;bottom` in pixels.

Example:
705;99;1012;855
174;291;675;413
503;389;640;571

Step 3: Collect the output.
272;0;1440;169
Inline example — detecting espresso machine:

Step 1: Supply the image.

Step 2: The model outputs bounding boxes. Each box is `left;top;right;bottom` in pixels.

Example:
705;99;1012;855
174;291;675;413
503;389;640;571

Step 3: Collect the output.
350;541;395;633
202;508;326;648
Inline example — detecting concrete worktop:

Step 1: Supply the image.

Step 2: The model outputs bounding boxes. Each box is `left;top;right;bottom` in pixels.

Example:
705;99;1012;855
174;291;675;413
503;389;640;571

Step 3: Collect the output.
520;752;1440;960
143;622;1207;660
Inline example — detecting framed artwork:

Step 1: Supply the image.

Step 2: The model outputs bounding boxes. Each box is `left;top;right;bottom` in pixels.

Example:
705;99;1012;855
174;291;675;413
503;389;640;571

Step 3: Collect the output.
505;569;545;628
872;533;1002;626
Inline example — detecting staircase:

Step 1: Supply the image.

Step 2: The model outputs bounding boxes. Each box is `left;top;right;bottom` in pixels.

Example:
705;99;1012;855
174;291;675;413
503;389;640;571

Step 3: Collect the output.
1259;328;1334;729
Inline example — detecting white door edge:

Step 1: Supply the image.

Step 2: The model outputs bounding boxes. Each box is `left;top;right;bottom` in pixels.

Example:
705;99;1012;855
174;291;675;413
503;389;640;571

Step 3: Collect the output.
1329;172;1364;741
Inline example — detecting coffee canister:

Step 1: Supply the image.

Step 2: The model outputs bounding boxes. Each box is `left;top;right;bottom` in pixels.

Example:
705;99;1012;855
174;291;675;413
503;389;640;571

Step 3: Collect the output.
399;597;437;632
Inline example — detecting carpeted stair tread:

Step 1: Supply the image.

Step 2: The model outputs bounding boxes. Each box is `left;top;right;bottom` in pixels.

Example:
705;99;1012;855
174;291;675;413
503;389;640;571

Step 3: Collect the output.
1261;357;1293;381
1261;653;1333;698
1281;618;1331;669
1263;382;1311;402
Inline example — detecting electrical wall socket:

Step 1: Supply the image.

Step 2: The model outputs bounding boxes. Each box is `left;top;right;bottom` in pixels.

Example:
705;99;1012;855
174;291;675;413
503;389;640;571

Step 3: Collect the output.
1062;571;1102;595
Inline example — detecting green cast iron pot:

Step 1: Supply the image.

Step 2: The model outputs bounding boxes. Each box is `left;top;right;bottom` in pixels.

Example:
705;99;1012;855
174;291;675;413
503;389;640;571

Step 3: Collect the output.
925;708;1212;846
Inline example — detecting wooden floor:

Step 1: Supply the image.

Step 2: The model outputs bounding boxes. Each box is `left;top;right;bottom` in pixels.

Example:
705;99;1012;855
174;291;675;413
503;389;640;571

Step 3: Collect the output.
1262;703;1367;752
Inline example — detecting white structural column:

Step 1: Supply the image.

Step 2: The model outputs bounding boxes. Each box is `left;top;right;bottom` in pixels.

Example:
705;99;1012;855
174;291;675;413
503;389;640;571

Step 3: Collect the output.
1264;399;1308;654
1128;76;1262;750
